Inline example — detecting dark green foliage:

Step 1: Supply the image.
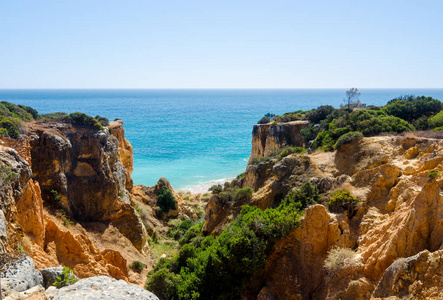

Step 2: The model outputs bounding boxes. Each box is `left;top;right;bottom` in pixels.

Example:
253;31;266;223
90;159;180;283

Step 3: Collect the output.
67;112;104;130
0;101;40;138
283;181;320;210
236;172;246;180
130;261;147;273
179;223;204;246
95;115;110;126
250;146;306;165
334;131;363;149
50;189;61;203
157;188;177;216
383;95;442;123
41;112;105;131
234;187;253;201
257;116;271;124
306;105;335;124
328;190;359;217
168;220;194;241
273;110;305;123
145;182;319;300
208;184;223;195
219;187;240;204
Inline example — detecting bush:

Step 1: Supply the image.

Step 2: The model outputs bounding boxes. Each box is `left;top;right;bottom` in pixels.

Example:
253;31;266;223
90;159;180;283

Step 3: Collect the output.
129;260;147;273
219;187;240;204
53;266;78;288
328;190;359;217
383;95;442;123
427;169;441;180
157;188;177;216
257;116;271;124
50;189;61;203
283;181;320;210
208;184;223;195
234;187;253;201
145;182;322;299
324;247;360;275
334;131;363;149
306;105;335;124
95;115;110;126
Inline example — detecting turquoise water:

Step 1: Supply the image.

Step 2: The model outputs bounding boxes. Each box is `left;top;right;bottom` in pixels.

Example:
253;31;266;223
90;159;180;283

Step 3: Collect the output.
1;89;443;191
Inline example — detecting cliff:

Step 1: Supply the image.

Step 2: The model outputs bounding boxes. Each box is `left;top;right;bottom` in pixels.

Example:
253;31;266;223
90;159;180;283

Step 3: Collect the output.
248;121;309;164
0;119;151;288
205;132;443;299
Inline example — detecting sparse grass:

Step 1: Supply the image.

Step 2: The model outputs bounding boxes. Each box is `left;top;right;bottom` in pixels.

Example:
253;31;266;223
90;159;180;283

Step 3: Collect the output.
324;246;361;275
427;169;441;180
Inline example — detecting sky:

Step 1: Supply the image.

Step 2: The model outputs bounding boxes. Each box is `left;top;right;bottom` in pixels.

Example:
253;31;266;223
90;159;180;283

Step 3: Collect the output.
0;0;442;89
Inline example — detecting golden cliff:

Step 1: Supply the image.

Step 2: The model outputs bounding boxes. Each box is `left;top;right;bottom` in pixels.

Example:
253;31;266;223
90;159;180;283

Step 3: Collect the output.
205;132;443;299
248;121;309;164
0;120;148;284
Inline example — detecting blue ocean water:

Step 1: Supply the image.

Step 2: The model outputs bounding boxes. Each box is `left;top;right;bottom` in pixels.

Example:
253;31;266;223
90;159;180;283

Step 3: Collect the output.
1;89;443;191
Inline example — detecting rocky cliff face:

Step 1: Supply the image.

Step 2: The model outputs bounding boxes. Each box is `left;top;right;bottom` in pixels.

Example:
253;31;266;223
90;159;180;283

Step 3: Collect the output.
206;131;443;299
0;119;151;288
248;121;309;164
27;122;146;251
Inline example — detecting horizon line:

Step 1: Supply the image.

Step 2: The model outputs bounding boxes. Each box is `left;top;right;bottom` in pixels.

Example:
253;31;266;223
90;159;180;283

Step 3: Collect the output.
1;87;442;90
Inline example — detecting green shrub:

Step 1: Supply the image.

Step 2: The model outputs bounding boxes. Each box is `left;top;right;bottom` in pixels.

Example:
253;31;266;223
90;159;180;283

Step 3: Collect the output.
429;110;443;128
383;95;442;123
168;219;194;241
328;190;359;216
53;266;78;288
273;111;305;123
236;172;246;180
95;115;110;126
257;116;271;124
283;181;320;210
129;260;147;273
208;184;223;195
270;121;278;126
50;189;61;203
219;187;240;204
306;105;335;124
157;188;177;216
234;187;253;201
334;131;363;149
146;182;319;299
278;146;305;158
0;116;21;138
427;169;441;179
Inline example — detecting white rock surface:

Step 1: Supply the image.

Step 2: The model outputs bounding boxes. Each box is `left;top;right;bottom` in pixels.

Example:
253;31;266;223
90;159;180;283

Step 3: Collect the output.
0;256;43;292
45;276;159;300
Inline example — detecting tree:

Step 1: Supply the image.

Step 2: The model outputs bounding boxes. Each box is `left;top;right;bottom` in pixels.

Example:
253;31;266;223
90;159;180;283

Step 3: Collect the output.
344;88;361;110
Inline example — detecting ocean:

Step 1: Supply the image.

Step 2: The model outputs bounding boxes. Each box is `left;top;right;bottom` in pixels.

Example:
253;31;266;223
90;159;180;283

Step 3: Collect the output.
1;89;443;192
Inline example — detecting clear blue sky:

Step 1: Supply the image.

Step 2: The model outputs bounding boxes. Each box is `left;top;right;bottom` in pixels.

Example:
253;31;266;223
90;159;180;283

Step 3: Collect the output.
0;0;442;88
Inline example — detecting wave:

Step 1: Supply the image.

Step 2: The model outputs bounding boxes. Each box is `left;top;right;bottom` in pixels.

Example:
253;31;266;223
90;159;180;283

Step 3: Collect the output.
179;178;234;194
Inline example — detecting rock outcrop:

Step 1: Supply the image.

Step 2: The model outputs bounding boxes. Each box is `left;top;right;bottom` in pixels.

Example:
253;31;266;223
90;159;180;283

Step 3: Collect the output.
248;121;309;164
109;120;134;191
45;276;159;300
27;122;146;251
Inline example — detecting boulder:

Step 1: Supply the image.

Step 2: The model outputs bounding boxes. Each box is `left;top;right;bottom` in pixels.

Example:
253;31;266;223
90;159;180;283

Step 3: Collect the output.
0;256;43;292
45;276;159;300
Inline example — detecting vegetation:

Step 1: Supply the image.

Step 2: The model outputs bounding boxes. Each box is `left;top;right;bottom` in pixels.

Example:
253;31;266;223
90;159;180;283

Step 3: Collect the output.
250;146;306;165
0;101;40;138
324;247;360;275
0;163;18;190
157;188;178;217
343;88;361;110
234;186;253;201
427;169;441;180
257;113;275;124
50;189;61;204
145;183;320;300
41;111;108;131
129;261;147;273
53;266;78;288
328;190;359;217
283;181;321;210
334;131;363;149
208;184;223;195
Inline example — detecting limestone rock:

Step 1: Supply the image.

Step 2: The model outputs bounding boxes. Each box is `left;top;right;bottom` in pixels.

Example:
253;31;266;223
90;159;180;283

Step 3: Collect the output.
0;256;43;292
109;120;134;191
28;123;146;251
373;250;443;299
248;121;308;164
45;276;159;300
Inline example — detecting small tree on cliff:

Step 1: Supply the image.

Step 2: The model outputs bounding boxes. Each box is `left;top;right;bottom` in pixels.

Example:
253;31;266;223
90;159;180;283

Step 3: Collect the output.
157;188;177;216
344;88;361;110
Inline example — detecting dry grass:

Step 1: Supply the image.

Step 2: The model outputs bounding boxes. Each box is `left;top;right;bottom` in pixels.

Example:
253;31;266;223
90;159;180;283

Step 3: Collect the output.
324;246;361;275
